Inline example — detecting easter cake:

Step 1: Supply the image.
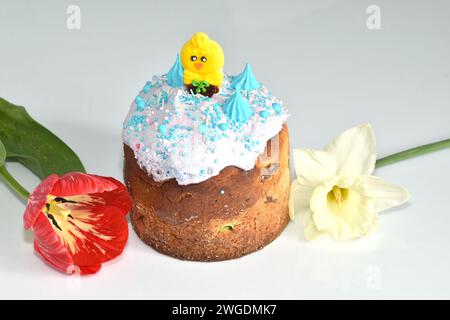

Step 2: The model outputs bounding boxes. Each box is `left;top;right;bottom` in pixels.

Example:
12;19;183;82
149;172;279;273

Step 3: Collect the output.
123;32;290;261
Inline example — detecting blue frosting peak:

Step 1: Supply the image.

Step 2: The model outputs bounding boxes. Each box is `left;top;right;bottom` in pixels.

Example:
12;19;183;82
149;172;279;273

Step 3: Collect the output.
230;63;261;90
166;54;184;88
223;90;253;124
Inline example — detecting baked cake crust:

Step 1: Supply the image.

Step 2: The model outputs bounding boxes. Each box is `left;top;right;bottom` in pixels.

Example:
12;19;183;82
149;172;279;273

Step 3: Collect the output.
124;125;290;261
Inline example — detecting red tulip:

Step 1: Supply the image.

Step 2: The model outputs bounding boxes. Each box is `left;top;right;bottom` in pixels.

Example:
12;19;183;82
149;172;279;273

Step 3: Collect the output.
23;172;132;275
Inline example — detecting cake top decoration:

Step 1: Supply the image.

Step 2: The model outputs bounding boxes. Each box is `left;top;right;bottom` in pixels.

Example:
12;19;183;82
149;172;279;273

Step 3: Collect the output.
230;63;261;90
166;54;184;88
181;32;224;97
123;32;289;185
223;89;253;124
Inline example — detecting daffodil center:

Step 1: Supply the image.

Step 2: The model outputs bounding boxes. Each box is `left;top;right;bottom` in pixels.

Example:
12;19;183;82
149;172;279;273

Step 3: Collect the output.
327;186;350;208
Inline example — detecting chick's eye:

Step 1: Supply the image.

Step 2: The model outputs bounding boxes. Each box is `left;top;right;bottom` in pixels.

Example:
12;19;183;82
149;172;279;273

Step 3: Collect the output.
201;56;207;62
190;56;197;61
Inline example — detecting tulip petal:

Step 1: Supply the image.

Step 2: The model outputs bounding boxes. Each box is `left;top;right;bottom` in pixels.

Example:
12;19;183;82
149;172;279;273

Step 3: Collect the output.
43;194;129;267
325;124;376;177
71;205;129;267
32;213;73;273
78;264;102;275
88;183;132;216
303;210;327;241
24;174;59;229
359;176;410;212
289;180;314;220
50;172;123;197
310;180;377;240
293;149;336;187
34;213;103;275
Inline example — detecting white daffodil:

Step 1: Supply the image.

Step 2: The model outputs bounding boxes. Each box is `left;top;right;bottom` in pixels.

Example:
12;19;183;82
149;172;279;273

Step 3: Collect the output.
289;124;410;241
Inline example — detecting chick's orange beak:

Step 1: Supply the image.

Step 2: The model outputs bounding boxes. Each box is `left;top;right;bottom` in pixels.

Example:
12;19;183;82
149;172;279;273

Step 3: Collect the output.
194;63;203;70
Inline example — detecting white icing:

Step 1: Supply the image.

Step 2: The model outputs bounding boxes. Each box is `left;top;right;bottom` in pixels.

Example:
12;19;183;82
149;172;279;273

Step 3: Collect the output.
122;74;288;185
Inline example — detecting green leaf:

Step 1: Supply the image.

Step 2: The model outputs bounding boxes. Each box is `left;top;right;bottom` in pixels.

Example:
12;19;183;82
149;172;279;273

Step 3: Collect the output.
0;139;5;167
0;97;85;179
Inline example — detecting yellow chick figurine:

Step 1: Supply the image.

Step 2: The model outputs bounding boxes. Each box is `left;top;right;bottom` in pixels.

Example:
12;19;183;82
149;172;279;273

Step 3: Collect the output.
180;32;224;96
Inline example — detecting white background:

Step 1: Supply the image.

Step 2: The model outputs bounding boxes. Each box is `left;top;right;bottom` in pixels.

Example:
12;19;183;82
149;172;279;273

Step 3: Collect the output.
1;0;449;299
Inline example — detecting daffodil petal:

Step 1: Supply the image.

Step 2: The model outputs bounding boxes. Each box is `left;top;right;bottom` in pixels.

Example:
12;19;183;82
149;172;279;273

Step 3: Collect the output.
289;180;314;220
293;148;336;187
310;180;377;240
303;210;327;241
325;124;376;177
359;176;410;212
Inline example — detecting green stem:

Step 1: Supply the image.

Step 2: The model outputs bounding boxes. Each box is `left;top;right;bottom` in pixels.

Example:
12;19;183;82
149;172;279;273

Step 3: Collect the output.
0;165;30;201
376;139;450;169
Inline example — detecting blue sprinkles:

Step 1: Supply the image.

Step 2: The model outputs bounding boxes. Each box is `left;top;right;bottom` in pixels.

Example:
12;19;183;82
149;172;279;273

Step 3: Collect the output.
136;100;146;111
198;124;208;134
259;110;270;118
158;124;167;134
143;81;153;93
218;123;229;131
272;103;282;115
126;115;148;131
